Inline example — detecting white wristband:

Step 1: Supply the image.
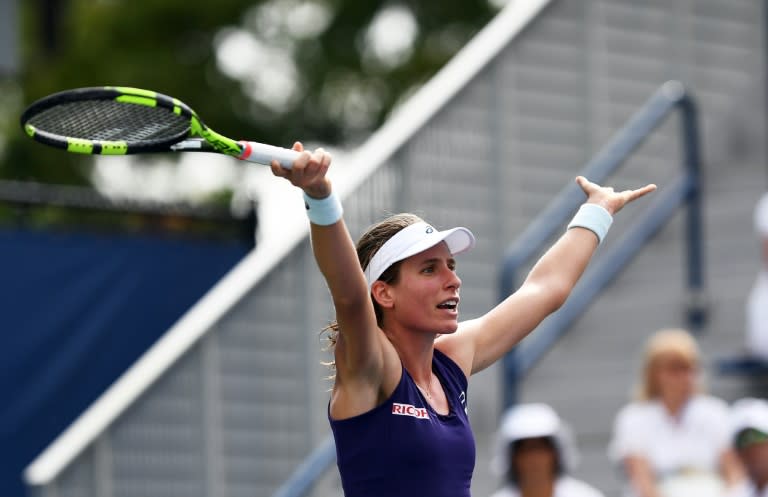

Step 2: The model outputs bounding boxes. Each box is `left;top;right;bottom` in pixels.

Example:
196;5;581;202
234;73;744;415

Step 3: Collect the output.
303;190;343;226
567;203;613;244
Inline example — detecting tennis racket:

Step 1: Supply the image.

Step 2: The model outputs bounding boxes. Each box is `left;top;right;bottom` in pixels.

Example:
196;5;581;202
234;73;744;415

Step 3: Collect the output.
20;86;300;168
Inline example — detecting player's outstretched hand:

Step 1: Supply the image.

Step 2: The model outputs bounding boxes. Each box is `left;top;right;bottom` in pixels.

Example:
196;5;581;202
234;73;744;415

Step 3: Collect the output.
270;141;333;199
576;176;657;216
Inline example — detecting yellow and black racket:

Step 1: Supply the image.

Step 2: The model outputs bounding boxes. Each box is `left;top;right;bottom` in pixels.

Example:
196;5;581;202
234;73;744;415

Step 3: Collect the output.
20;86;300;168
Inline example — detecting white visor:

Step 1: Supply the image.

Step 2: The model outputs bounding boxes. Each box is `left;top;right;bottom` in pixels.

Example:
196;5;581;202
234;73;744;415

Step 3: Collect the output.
363;221;475;289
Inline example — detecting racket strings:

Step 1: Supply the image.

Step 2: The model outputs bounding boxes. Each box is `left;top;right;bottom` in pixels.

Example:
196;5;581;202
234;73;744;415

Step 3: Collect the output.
27;100;189;143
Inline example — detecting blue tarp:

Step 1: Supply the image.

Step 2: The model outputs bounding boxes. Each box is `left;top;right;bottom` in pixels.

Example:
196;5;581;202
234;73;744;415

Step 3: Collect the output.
0;228;250;497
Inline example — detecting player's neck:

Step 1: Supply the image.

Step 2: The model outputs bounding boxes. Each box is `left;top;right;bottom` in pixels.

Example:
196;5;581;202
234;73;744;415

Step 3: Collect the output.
382;320;437;383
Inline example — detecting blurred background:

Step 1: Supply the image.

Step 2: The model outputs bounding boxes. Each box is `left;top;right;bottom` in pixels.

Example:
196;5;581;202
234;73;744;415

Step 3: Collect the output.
1;0;768;497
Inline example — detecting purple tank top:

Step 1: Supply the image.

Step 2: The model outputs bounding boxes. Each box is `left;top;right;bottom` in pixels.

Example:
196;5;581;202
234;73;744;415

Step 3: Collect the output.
328;349;476;497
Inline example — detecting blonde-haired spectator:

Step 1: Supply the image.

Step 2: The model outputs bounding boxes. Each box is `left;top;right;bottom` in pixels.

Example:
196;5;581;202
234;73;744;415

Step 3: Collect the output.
609;328;744;497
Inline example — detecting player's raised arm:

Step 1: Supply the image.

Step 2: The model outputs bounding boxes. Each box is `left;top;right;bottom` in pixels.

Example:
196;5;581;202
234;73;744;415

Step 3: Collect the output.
438;176;657;377
270;143;384;381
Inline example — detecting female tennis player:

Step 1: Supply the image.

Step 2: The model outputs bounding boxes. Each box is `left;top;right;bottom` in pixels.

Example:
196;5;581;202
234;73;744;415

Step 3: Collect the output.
270;142;656;497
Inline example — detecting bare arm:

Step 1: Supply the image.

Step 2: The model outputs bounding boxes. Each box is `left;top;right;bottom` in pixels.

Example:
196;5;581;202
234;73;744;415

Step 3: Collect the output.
437;176;656;376
270;144;391;399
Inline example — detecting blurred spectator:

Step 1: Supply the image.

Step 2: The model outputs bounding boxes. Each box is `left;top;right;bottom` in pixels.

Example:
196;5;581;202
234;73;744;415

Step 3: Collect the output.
490;403;605;497
746;193;768;360
727;398;768;497
609;328;744;497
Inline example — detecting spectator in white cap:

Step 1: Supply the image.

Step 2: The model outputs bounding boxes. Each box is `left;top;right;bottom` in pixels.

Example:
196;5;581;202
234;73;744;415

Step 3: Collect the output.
489;403;605;497
746;193;768;360
728;398;768;497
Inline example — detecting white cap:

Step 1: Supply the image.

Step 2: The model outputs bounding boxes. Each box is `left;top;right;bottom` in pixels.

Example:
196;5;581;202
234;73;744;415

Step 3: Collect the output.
491;403;578;476
730;397;768;445
754;192;768;238
363;221;475;289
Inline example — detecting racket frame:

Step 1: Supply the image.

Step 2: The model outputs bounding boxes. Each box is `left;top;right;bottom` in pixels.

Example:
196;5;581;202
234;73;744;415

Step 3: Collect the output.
22;86;253;160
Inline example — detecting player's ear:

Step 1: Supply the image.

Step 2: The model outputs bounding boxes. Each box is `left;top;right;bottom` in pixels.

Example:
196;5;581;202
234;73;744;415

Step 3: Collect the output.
371;281;394;309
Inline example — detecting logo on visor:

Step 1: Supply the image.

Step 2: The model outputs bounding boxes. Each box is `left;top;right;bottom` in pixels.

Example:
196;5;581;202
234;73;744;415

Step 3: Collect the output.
425;226;434;234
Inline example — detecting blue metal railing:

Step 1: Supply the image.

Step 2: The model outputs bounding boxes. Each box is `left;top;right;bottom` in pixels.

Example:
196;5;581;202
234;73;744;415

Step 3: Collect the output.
500;80;704;406
271;436;336;497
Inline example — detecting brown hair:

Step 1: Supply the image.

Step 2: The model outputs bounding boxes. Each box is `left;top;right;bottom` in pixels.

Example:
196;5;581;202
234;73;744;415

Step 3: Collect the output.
321;213;425;370
635;328;702;401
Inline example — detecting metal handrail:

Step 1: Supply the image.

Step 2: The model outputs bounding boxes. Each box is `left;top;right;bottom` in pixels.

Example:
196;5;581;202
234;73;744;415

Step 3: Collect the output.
499;80;704;406
271;436;337;497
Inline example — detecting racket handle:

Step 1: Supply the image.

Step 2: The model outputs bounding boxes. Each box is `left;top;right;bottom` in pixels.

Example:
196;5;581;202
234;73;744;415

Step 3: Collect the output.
238;141;301;168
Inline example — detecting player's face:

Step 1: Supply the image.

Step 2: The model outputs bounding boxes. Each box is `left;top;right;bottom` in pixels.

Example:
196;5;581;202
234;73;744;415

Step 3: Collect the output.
390;242;462;334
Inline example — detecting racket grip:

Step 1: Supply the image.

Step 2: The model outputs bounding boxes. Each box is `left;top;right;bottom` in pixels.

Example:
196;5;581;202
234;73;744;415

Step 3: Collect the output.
238;141;301;168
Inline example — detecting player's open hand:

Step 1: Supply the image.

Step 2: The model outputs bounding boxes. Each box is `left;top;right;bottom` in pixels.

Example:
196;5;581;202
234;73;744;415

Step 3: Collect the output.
270;141;333;199
576;176;657;216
